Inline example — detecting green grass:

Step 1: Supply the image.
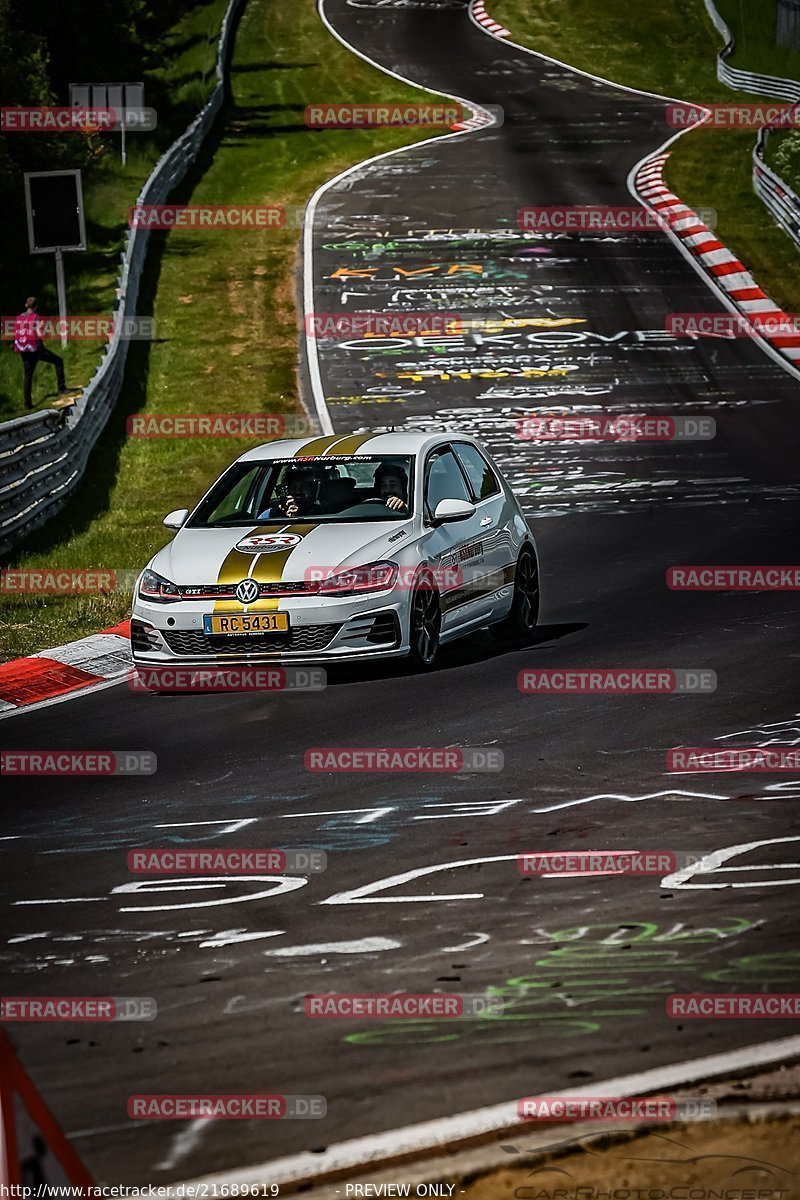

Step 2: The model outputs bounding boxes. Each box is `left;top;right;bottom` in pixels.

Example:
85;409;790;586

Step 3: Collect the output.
0;0;228;422
491;0;731;99
0;0;460;661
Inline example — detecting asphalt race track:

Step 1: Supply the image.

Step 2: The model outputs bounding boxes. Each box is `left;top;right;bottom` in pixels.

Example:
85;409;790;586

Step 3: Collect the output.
2;0;800;1185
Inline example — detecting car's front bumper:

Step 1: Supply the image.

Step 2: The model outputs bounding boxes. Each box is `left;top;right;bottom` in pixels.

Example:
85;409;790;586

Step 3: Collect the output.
130;592;408;666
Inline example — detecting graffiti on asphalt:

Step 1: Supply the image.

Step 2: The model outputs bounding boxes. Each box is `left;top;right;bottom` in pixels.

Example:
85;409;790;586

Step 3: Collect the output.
343;918;766;1045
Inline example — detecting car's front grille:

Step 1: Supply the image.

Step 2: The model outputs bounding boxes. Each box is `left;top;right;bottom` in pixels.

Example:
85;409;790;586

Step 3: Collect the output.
179;581;321;599
161;625;341;656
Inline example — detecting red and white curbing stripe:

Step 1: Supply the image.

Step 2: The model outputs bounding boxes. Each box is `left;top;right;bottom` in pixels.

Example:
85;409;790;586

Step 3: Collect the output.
452;107;496;132
0;621;132;717
634;153;800;364
470;0;509;39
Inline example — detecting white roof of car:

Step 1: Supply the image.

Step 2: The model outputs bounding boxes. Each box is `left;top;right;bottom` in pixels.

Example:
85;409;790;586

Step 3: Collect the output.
237;430;472;463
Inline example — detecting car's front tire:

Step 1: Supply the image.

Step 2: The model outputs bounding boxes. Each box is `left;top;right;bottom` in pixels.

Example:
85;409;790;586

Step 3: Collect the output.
490;546;539;643
407;570;441;669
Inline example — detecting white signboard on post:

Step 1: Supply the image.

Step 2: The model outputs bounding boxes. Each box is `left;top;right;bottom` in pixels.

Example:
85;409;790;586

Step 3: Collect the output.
69;82;152;165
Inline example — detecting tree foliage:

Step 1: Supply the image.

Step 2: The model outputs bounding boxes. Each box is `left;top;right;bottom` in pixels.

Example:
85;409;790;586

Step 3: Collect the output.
0;0;193;205
772;129;800;194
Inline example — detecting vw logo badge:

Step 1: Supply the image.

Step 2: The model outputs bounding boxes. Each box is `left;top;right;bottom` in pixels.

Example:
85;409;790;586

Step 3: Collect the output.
235;578;260;604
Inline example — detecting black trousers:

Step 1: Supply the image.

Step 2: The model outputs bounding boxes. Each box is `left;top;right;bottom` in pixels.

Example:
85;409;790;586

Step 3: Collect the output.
21;347;66;407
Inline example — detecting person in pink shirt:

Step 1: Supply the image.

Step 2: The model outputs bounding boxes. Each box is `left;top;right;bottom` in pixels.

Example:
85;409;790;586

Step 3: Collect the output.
13;296;68;409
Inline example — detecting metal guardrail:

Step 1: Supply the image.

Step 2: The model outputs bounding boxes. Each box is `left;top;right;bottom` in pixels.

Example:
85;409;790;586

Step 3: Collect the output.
703;0;800;253
0;0;247;556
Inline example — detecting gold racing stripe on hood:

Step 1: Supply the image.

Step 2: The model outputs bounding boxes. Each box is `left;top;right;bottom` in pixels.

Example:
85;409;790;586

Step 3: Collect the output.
322;432;378;456
213;523;318;613
294;435;343;457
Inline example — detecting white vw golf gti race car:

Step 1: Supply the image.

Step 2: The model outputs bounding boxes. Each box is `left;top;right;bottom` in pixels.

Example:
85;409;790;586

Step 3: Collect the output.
131;431;539;679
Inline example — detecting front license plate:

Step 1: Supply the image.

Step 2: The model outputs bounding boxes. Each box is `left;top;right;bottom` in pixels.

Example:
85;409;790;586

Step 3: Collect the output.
203;613;289;635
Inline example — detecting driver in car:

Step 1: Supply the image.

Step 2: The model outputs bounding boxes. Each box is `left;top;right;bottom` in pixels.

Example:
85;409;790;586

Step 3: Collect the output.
373;462;408;512
260;468;322;519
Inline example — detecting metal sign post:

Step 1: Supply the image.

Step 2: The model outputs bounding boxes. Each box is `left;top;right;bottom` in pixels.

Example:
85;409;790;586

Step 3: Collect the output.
54;251;68;349
23;170;87;351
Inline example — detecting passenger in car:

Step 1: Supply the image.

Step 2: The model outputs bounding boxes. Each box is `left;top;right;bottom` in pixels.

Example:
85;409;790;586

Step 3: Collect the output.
373;462;408;512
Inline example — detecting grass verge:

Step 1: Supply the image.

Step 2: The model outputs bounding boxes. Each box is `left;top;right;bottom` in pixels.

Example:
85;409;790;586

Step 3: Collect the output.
461;1114;799;1199
490;0;730;99
0;0;461;661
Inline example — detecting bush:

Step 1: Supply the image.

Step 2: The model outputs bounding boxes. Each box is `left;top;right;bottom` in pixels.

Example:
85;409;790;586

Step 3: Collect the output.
770;129;800;193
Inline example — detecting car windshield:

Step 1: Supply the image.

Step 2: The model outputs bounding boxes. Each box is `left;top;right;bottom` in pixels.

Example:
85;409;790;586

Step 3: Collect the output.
188;455;415;527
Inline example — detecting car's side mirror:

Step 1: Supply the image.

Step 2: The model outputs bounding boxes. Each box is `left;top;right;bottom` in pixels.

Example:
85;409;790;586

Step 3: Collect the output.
163;508;189;530
432;498;477;525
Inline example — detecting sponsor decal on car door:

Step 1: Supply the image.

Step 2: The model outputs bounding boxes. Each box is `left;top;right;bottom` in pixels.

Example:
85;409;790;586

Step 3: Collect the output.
421;447;491;627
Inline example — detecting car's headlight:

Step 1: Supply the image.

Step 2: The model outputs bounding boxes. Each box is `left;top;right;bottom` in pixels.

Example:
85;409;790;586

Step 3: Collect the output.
318;560;398;595
138;569;181;603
